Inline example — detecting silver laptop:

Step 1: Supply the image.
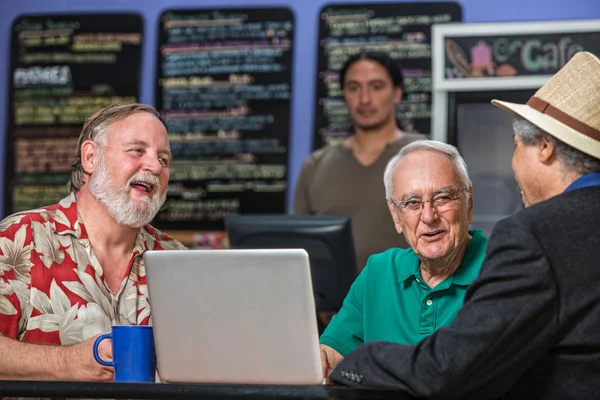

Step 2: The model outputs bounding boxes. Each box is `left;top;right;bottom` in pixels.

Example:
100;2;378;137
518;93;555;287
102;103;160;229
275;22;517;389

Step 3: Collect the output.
144;248;323;385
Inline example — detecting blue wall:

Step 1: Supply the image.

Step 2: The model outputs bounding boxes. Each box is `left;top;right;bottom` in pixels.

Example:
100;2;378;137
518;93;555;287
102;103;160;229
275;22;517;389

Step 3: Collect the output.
0;0;598;216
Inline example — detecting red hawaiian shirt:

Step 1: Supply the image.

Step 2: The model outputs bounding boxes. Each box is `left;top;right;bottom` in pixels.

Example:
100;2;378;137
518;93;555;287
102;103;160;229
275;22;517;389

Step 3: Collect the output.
0;193;186;345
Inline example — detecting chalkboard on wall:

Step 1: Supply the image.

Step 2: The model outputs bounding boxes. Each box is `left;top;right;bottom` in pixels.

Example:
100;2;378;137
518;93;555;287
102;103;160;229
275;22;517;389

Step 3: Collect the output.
5;13;143;217
444;32;600;79
314;2;462;149
154;8;294;231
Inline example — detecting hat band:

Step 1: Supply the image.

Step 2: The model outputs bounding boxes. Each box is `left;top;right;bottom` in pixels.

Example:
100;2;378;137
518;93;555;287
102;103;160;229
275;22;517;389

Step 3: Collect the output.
527;96;600;141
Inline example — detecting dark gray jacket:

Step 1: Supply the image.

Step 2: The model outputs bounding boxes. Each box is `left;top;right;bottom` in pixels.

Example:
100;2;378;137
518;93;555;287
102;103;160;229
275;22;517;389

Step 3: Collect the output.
330;186;600;399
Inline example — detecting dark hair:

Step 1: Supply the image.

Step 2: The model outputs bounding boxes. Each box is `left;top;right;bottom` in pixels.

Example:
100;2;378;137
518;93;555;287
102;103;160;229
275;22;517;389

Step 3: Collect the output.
339;50;405;95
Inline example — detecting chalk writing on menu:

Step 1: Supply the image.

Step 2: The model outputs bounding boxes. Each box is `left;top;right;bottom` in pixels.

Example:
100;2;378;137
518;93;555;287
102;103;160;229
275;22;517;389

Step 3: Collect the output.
5;14;143;216
444;32;600;79
155;8;294;231
314;2;462;149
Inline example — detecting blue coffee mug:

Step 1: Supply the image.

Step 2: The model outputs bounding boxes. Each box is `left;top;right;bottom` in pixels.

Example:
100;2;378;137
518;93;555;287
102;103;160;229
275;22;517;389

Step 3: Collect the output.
93;325;156;382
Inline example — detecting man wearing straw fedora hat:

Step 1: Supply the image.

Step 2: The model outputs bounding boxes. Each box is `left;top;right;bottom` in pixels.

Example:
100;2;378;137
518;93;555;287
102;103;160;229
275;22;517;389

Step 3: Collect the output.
328;51;600;399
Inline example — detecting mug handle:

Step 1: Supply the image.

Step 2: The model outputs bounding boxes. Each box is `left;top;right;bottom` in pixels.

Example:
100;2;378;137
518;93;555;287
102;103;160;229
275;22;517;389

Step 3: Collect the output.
93;333;114;367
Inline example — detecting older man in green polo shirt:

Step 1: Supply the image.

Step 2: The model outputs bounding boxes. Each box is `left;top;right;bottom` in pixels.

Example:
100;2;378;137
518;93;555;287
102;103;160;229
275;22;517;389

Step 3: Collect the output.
320;140;489;377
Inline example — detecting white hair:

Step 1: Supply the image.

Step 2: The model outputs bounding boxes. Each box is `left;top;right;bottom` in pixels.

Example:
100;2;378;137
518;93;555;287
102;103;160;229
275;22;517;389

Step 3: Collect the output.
383;140;472;200
513;117;600;175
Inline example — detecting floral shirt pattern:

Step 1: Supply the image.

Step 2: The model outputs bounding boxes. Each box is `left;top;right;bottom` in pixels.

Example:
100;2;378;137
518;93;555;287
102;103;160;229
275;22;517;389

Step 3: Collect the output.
0;193;186;345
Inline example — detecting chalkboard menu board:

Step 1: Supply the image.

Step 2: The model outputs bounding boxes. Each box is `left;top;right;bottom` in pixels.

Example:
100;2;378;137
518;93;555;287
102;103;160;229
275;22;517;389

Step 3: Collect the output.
444;32;600;79
314;2;462;149
155;8;294;231
5;14;143;216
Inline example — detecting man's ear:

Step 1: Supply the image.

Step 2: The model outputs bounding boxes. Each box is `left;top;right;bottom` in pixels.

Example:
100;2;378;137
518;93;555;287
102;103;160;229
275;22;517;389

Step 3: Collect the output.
393;87;402;105
466;187;474;225
538;134;556;164
80;140;99;175
387;200;403;234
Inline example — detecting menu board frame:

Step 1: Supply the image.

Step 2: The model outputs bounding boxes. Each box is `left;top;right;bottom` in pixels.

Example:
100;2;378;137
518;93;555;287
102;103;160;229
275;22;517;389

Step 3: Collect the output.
430;19;600;143
432;19;600;91
154;7;295;232
4;12;144;217
313;1;462;150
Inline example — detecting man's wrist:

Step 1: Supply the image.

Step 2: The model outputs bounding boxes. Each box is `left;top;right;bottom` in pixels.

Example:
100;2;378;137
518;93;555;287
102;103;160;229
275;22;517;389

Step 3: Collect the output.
49;343;73;380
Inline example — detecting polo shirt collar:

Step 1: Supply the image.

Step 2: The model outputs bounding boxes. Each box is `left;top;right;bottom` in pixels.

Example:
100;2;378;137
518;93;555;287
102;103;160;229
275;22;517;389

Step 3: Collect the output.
397;250;420;282
396;229;486;286
450;229;487;286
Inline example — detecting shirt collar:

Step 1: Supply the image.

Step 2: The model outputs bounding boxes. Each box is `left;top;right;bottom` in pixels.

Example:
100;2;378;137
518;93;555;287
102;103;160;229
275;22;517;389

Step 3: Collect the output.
51;193;157;255
397;229;488;286
450;229;488;286
51;193;84;238
397;250;421;282
564;171;600;193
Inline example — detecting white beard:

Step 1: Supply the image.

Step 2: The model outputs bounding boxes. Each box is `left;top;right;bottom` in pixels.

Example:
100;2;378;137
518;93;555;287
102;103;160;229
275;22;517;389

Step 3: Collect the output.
88;150;166;228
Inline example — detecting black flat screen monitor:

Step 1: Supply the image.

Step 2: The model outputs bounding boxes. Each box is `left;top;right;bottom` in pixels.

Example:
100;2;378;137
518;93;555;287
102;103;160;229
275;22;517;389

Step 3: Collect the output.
447;90;531;234
225;215;357;313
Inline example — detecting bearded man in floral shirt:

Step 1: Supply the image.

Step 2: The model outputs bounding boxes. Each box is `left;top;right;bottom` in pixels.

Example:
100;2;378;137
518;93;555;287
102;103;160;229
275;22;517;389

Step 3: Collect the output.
0;103;186;381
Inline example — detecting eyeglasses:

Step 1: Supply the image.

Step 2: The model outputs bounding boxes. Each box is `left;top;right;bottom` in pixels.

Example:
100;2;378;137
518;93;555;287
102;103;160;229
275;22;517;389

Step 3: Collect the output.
391;189;466;213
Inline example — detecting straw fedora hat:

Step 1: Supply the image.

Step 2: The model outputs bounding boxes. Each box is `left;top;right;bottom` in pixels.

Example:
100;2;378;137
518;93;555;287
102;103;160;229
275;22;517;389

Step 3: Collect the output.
492;51;600;160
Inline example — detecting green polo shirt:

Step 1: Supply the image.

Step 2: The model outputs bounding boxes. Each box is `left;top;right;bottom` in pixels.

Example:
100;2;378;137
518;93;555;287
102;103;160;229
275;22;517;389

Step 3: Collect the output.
320;229;488;356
